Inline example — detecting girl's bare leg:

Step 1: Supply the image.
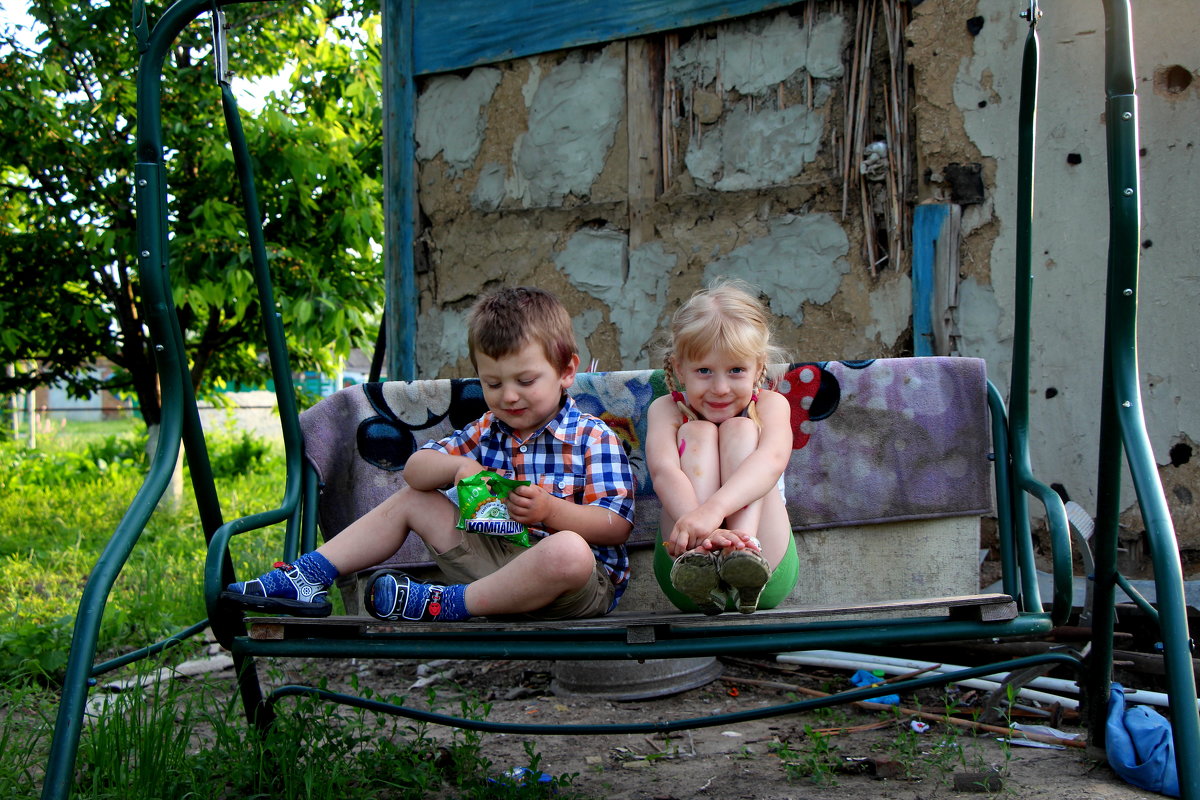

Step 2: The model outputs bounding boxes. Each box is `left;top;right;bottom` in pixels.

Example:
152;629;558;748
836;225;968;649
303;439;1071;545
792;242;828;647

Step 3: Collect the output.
718;417;789;569
660;420;721;556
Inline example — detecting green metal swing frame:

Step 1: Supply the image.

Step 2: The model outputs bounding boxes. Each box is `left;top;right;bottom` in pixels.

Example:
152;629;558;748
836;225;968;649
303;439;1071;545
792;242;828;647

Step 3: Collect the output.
40;1;1199;798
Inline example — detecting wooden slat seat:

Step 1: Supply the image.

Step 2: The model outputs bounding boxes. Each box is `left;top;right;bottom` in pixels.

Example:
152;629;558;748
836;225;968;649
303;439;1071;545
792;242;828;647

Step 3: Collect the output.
247;592;1017;642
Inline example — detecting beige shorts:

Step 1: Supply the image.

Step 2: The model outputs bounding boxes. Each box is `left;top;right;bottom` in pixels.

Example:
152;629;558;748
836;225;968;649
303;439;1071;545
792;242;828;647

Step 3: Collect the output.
431;531;616;620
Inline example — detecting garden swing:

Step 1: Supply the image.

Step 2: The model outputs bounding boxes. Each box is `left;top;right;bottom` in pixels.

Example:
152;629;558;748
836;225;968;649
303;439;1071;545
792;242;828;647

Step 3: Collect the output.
41;1;1200;798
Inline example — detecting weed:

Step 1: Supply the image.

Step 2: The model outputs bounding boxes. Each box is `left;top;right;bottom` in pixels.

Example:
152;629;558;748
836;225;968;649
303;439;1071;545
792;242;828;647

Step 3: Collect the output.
772;725;841;786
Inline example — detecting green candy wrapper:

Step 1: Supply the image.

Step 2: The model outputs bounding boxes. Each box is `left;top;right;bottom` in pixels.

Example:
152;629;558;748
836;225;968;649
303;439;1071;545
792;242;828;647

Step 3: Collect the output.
456;471;532;547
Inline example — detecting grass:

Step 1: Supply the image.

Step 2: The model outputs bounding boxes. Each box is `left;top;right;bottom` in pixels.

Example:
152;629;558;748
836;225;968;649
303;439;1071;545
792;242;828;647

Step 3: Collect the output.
5;659;580;799
1;417;588;798
0;417;298;681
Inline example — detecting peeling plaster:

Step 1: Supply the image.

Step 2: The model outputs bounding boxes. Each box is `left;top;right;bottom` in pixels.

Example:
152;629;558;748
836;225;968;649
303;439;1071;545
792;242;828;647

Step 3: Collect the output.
865;273;913;348
509;51;625;207
705;214;849;325
956;276;1010;393
669;11;845;95
557;231;674;366
471;162;507;212
415;306;470;379
415;69;503;176
686;104;825;191
571;308;604;373
622;242;675;364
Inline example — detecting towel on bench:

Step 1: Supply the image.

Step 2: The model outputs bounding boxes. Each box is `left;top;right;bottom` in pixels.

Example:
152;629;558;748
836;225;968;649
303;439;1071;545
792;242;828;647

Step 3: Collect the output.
300;357;992;568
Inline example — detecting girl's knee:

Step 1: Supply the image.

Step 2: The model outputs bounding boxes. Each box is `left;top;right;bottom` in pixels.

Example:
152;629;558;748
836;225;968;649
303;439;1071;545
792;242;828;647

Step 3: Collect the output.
679;419;718;443
718;415;758;440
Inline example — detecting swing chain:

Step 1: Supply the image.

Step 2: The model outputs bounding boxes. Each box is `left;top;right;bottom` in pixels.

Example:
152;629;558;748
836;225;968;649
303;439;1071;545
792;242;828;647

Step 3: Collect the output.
210;5;233;86
1019;0;1042;24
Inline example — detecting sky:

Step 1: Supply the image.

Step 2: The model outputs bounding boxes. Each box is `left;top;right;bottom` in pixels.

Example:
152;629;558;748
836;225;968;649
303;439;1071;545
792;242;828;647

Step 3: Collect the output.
0;0;286;110
0;0;39;48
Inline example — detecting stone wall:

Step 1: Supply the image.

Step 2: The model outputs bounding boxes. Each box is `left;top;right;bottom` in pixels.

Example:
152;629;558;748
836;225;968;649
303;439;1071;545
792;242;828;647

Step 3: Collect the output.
406;0;1200;564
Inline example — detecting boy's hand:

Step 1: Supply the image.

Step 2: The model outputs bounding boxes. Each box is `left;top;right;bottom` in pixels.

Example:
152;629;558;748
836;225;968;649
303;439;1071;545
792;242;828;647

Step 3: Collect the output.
505;483;552;526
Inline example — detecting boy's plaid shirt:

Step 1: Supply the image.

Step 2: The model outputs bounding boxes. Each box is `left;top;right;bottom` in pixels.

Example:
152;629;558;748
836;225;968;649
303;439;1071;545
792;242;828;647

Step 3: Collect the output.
421;394;635;595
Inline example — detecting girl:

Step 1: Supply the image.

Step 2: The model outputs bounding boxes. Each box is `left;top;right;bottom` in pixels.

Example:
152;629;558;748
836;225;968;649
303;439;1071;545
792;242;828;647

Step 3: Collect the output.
646;279;798;615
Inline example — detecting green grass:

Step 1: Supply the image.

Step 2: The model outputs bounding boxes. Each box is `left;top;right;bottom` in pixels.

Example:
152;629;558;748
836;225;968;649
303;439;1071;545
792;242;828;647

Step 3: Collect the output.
0;418;586;799
0;419;291;682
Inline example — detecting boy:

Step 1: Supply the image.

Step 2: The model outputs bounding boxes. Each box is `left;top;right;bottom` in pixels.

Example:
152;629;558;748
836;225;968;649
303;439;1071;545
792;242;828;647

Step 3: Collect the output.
221;286;635;622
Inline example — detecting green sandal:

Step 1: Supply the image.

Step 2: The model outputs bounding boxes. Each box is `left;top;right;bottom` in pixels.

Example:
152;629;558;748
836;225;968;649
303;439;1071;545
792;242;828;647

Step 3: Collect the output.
669;549;725;616
718;548;771;614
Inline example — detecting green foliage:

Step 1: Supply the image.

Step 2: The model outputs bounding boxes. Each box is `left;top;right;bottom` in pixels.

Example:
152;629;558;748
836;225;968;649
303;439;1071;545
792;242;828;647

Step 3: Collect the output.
0;679;53;795
192;427;276;479
0;421;287;682
771;725;841;786
0;418;147;491
0;0;384;425
59;667;584;799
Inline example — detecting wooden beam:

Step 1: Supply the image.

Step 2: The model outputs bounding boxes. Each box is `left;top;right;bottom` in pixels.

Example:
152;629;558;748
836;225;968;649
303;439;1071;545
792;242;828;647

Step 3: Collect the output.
412;0;799;75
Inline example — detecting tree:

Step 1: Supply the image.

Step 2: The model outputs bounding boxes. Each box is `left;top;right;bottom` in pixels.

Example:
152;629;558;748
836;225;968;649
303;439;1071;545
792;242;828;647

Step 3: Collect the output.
0;0;384;427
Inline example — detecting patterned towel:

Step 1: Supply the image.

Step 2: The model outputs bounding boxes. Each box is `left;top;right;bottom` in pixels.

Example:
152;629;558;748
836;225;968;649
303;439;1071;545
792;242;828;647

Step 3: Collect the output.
299;357;993;568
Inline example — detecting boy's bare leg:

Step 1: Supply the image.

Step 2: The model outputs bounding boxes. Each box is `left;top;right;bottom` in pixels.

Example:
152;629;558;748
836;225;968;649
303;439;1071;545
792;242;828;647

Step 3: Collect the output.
320;485;458;575
461;531;598;616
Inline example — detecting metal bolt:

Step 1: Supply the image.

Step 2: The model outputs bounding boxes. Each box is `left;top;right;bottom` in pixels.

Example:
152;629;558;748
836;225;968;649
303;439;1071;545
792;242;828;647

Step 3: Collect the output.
1123;288;1133;296
137;178;147;186
155;344;164;352
1123;188;1134;196
140;250;150;257
1122;111;1132;120
1122;401;1132;408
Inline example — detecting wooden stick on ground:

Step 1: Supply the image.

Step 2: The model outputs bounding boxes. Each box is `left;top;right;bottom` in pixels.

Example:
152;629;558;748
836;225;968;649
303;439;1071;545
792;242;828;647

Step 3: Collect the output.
718;676;1086;749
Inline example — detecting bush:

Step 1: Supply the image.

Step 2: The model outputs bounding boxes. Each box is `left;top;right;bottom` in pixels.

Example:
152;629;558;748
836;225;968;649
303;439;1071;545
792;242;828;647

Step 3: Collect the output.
0;432;147;492
197;429;276;479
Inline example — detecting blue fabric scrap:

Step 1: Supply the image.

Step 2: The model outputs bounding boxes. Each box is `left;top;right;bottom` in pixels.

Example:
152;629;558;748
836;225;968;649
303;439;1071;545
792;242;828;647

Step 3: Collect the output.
849;669;900;705
1106;683;1179;797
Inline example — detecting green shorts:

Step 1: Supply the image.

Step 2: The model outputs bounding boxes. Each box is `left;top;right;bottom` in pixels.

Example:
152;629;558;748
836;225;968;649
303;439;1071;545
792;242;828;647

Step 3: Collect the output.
653;531;799;613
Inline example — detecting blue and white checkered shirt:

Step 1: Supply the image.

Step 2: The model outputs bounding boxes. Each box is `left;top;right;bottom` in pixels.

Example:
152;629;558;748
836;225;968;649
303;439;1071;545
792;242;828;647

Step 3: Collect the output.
421;394;635;597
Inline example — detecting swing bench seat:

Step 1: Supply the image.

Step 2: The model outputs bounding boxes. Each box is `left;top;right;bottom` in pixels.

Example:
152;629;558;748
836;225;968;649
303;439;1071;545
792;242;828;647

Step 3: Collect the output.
213;356;1059;663
246;594;1019;642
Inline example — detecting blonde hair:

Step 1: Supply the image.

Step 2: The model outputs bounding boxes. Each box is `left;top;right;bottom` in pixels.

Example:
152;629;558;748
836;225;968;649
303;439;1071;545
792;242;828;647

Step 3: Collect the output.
662;278;787;426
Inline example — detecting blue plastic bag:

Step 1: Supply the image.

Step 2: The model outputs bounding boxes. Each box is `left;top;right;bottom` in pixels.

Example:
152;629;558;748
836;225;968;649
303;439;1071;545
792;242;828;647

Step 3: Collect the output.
1106;683;1180;797
849;669;900;705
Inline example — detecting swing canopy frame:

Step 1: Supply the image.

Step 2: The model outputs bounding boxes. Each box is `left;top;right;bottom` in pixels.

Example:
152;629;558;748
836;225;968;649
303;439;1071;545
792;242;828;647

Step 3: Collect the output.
39;2;1200;799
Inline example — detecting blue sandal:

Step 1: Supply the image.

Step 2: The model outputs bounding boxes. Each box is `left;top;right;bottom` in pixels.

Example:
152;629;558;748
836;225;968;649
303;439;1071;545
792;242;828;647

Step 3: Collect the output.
220;561;332;617
365;570;451;621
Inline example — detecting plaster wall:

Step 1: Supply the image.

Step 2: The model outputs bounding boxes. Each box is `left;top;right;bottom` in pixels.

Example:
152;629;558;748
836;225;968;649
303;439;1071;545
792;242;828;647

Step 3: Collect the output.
408;1;1199;557
910;0;1199;553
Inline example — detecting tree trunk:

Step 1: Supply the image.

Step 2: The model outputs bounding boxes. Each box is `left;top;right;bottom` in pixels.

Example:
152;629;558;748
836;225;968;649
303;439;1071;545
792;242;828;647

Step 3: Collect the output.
145;421;184;510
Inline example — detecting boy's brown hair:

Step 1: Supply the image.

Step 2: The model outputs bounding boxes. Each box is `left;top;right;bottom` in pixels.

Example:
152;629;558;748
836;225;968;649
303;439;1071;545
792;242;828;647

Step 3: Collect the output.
467;286;577;373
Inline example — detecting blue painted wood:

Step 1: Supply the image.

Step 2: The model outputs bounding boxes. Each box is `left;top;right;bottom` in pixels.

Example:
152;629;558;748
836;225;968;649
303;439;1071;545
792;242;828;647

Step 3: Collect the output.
411;0;799;75
383;0;418;380
911;203;950;357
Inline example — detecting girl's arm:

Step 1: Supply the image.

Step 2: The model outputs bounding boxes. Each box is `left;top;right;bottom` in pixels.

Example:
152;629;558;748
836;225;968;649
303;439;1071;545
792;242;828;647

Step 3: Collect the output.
691;390;793;525
645;395;709;551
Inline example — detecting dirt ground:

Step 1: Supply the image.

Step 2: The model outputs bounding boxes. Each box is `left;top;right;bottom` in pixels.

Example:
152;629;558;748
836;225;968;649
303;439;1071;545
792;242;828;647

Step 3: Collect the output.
245;651;1159;800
